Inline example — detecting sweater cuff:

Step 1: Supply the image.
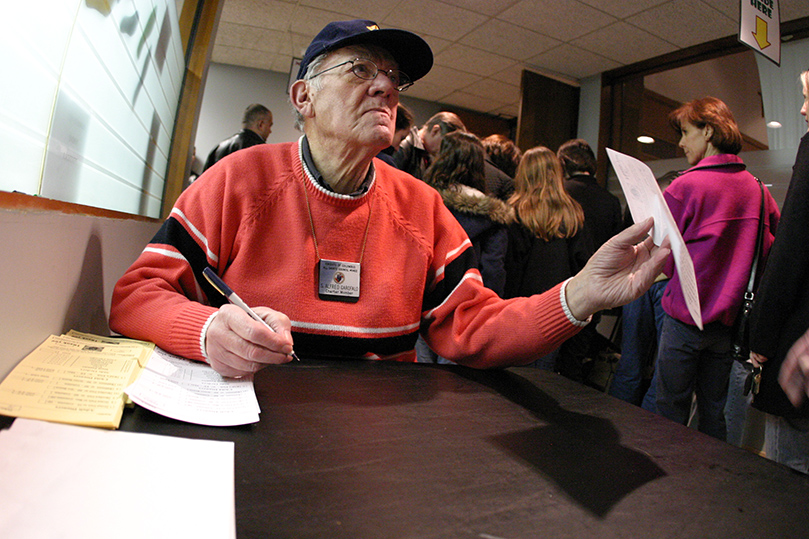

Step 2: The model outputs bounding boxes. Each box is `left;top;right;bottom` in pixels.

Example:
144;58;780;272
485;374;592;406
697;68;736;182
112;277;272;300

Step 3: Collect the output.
561;278;592;327
200;311;219;363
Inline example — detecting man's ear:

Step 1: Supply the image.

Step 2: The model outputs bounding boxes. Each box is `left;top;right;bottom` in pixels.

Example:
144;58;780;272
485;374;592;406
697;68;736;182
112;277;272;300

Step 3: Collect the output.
290;80;314;119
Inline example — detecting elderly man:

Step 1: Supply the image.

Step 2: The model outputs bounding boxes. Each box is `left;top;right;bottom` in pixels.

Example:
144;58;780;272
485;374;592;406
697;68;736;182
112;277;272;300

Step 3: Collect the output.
110;20;669;378
203;103;273;171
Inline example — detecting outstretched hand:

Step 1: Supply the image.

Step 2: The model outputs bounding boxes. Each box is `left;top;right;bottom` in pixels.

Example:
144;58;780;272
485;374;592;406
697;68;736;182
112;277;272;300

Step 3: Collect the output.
565;217;671;321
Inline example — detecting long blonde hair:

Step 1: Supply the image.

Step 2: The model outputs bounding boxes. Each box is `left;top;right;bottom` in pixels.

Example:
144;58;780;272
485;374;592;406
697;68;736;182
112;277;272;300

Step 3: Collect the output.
508;146;584;241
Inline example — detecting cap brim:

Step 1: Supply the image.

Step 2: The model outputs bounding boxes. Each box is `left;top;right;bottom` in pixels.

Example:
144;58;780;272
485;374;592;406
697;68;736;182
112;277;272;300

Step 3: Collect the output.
326;28;434;82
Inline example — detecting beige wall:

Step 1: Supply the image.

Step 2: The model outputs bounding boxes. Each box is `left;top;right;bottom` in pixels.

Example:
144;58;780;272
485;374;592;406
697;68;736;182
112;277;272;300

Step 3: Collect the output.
0;209;160;381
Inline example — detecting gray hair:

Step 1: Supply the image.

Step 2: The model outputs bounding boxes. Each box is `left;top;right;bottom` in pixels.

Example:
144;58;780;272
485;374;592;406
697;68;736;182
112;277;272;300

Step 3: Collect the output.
293;52;328;131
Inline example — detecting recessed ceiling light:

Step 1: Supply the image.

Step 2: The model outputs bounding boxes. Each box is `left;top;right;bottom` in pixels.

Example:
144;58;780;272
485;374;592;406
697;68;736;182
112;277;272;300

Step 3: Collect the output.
767;121;782;128
637;136;655;144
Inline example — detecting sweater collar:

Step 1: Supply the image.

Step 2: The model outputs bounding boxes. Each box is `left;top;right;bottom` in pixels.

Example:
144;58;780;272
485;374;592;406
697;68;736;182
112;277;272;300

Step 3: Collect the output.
299;136;373;197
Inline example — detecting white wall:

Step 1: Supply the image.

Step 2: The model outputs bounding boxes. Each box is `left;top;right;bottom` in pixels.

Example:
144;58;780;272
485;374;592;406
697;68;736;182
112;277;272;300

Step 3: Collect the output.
0;209;161;380
1;0;184;218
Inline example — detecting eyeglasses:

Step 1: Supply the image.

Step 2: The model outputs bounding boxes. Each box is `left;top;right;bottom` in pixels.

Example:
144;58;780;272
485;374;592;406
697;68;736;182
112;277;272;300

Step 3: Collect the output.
310;58;413;92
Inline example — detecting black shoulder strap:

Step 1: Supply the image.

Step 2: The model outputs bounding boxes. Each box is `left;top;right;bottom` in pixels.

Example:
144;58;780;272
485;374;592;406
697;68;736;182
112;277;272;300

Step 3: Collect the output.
745;178;766;296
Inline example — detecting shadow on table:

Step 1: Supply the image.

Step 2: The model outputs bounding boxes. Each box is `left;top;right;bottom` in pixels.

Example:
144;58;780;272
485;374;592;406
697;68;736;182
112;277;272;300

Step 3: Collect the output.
456;367;667;518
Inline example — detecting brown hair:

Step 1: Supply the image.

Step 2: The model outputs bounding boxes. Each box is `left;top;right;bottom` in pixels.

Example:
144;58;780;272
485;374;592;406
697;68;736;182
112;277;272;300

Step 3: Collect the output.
424;111;467;136
669;96;743;155
557;138;596;177
508;146;584;240
482;134;522;177
423;132;485;192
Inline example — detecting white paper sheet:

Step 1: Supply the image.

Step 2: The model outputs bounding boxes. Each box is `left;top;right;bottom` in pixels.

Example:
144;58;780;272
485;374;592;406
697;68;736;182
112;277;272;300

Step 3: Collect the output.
125;348;260;426
0;418;235;539
607;148;703;329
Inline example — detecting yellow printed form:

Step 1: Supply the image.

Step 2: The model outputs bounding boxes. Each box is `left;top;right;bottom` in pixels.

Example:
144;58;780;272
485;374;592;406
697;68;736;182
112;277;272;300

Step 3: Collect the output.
0;334;151;428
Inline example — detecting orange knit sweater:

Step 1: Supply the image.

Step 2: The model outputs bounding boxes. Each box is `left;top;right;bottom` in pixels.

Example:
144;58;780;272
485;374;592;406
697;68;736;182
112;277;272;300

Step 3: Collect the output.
110;140;579;368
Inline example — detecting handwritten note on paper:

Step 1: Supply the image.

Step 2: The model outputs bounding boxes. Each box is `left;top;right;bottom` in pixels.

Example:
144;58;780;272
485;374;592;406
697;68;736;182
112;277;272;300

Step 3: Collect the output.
125;348;260;426
606;148;703;329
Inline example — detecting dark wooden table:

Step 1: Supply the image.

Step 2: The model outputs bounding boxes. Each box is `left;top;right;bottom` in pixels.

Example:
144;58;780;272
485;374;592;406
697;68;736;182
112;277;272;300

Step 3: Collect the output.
8;359;809;538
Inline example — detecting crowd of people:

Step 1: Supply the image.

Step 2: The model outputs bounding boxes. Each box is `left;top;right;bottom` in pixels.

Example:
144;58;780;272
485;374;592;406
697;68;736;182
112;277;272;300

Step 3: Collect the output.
110;19;809;474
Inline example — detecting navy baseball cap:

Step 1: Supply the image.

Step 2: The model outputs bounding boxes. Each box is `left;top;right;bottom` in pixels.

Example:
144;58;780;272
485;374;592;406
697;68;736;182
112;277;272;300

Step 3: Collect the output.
296;20;433;83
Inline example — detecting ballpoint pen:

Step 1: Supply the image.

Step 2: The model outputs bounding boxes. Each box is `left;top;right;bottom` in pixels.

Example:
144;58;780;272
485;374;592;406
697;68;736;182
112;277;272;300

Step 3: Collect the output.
202;267;300;361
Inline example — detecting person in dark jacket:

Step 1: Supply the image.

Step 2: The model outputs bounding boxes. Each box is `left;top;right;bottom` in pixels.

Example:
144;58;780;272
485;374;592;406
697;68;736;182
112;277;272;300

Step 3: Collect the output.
504;145;593;378
558;138;623;250
749;70;809;473
415;131;514;363
203;104;273;171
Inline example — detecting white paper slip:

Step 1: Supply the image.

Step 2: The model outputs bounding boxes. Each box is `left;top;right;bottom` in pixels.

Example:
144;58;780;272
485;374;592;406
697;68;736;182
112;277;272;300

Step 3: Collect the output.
125;347;260;426
606;148;703;330
0;418;235;539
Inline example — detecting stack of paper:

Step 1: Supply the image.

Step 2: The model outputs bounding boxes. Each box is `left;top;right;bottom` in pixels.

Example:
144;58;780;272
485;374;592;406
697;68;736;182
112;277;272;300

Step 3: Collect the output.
0;332;151;428
0;332;261;428
0;418;235;539
125;347;261;426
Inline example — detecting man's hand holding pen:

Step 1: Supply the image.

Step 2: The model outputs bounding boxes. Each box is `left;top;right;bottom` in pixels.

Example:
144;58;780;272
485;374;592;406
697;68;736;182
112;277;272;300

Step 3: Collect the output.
205;304;296;378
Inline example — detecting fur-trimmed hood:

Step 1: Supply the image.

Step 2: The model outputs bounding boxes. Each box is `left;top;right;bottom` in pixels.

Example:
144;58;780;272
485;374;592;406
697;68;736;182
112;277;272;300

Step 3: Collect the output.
436;184;515;226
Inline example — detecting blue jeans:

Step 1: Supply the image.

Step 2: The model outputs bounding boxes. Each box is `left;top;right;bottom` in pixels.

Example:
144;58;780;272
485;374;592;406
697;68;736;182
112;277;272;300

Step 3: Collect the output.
655;314;734;441
610;280;667;410
765;415;809;474
725;359;753;447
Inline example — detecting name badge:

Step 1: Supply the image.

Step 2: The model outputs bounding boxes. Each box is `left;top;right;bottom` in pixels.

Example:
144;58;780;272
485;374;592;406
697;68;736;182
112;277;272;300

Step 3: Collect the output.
318;259;360;302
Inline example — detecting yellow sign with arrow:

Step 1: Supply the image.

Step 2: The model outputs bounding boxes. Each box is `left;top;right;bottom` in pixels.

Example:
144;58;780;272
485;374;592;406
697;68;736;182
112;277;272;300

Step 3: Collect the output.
739;0;780;65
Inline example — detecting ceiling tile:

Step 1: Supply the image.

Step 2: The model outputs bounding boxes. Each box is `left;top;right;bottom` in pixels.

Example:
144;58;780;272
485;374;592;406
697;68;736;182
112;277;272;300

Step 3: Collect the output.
527;43;620;80
459;76;521;105
460;19;560;61
297;0;393;22
405;81;454;103
574;0;670;19
435;43;514;77
420;63;483;92
213;46;276;71
489;63;525;87
382;0;488;41
782;2;809;21
209;0;809;119
220;0;296;31
498;0;617;41
490;102;519;118
439;0;524;18
441;90;507;114
571;21;678;66
701;0;741;20
215;22;288;54
626;2;737;49
285;5;354;38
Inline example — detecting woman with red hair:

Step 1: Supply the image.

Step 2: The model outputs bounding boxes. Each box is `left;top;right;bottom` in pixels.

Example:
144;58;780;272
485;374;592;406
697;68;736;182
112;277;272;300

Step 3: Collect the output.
654;97;780;440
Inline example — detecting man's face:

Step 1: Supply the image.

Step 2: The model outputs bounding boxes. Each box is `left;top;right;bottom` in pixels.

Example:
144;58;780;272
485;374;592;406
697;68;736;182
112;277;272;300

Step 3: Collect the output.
259;113;273;140
305;46;399;152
